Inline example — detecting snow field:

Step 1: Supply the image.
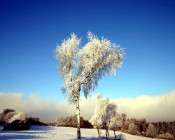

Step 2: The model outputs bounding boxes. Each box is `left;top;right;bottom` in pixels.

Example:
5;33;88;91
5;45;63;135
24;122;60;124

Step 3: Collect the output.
0;125;164;140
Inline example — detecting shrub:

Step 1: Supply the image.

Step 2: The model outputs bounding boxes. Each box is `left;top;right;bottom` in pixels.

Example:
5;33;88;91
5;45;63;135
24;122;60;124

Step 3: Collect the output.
2;120;30;130
55;115;92;128
146;123;156;138
27;116;46;126
141;131;146;136
128;123;137;135
159;132;175;139
1;109;29;130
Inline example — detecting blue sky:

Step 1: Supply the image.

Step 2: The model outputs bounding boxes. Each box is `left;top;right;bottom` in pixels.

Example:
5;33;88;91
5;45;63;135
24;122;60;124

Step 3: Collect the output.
0;0;175;101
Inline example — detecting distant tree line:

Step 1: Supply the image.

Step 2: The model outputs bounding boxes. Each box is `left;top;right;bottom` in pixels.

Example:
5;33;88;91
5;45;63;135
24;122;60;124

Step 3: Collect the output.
55;115;92;128
115;116;175;139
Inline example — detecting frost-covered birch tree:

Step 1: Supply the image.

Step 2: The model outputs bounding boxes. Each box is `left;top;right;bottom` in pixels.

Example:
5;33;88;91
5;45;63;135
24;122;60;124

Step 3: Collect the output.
109;113;123;138
55;32;124;139
90;94;117;139
89;114;102;137
104;103;116;139
89;94;104;137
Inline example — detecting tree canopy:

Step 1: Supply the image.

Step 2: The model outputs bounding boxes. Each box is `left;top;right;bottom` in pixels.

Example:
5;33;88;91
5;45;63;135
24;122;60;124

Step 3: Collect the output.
55;32;124;103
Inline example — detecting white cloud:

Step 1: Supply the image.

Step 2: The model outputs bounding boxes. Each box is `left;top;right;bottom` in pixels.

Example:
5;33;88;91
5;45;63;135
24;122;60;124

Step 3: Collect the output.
0;92;96;122
0;92;75;122
114;90;175;122
0;91;175;122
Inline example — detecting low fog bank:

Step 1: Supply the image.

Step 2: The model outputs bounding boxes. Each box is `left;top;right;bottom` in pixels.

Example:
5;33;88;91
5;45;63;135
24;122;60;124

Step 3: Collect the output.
114;90;175;122
0;92;94;122
0;90;175;122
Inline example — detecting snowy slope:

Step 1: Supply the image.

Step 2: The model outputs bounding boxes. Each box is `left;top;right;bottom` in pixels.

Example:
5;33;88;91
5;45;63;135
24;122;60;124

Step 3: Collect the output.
0;125;164;140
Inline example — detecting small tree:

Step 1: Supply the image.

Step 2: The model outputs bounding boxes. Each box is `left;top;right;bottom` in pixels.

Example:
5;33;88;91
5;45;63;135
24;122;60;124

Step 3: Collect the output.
89;115;103;137
121;113;127;125
128;122;137;135
146;123;156;138
55;32;124;139
90;94;116;139
89;95;104;137
104;103;117;139
109;113;123;138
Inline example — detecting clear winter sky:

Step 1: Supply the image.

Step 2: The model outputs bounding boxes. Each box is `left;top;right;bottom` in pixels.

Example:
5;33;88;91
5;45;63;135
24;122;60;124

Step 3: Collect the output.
0;0;175;121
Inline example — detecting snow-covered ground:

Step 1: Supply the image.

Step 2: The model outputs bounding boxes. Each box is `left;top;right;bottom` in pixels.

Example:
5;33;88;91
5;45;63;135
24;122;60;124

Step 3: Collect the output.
0;125;163;140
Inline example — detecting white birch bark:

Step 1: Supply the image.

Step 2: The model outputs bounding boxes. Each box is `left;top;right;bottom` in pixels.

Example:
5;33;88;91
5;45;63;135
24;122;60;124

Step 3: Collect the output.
76;96;81;139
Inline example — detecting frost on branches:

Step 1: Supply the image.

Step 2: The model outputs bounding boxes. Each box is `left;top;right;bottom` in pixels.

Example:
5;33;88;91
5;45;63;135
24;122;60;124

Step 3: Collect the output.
89;94;117;139
109;113;123;138
55;32;124;139
55;32;124;102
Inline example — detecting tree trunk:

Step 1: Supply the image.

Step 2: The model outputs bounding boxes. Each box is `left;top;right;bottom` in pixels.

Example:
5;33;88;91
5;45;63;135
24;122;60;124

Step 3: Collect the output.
106;126;109;140
105;126;110;140
107;129;109;140
114;130;116;139
76;96;81;139
106;129;107;139
97;128;101;137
